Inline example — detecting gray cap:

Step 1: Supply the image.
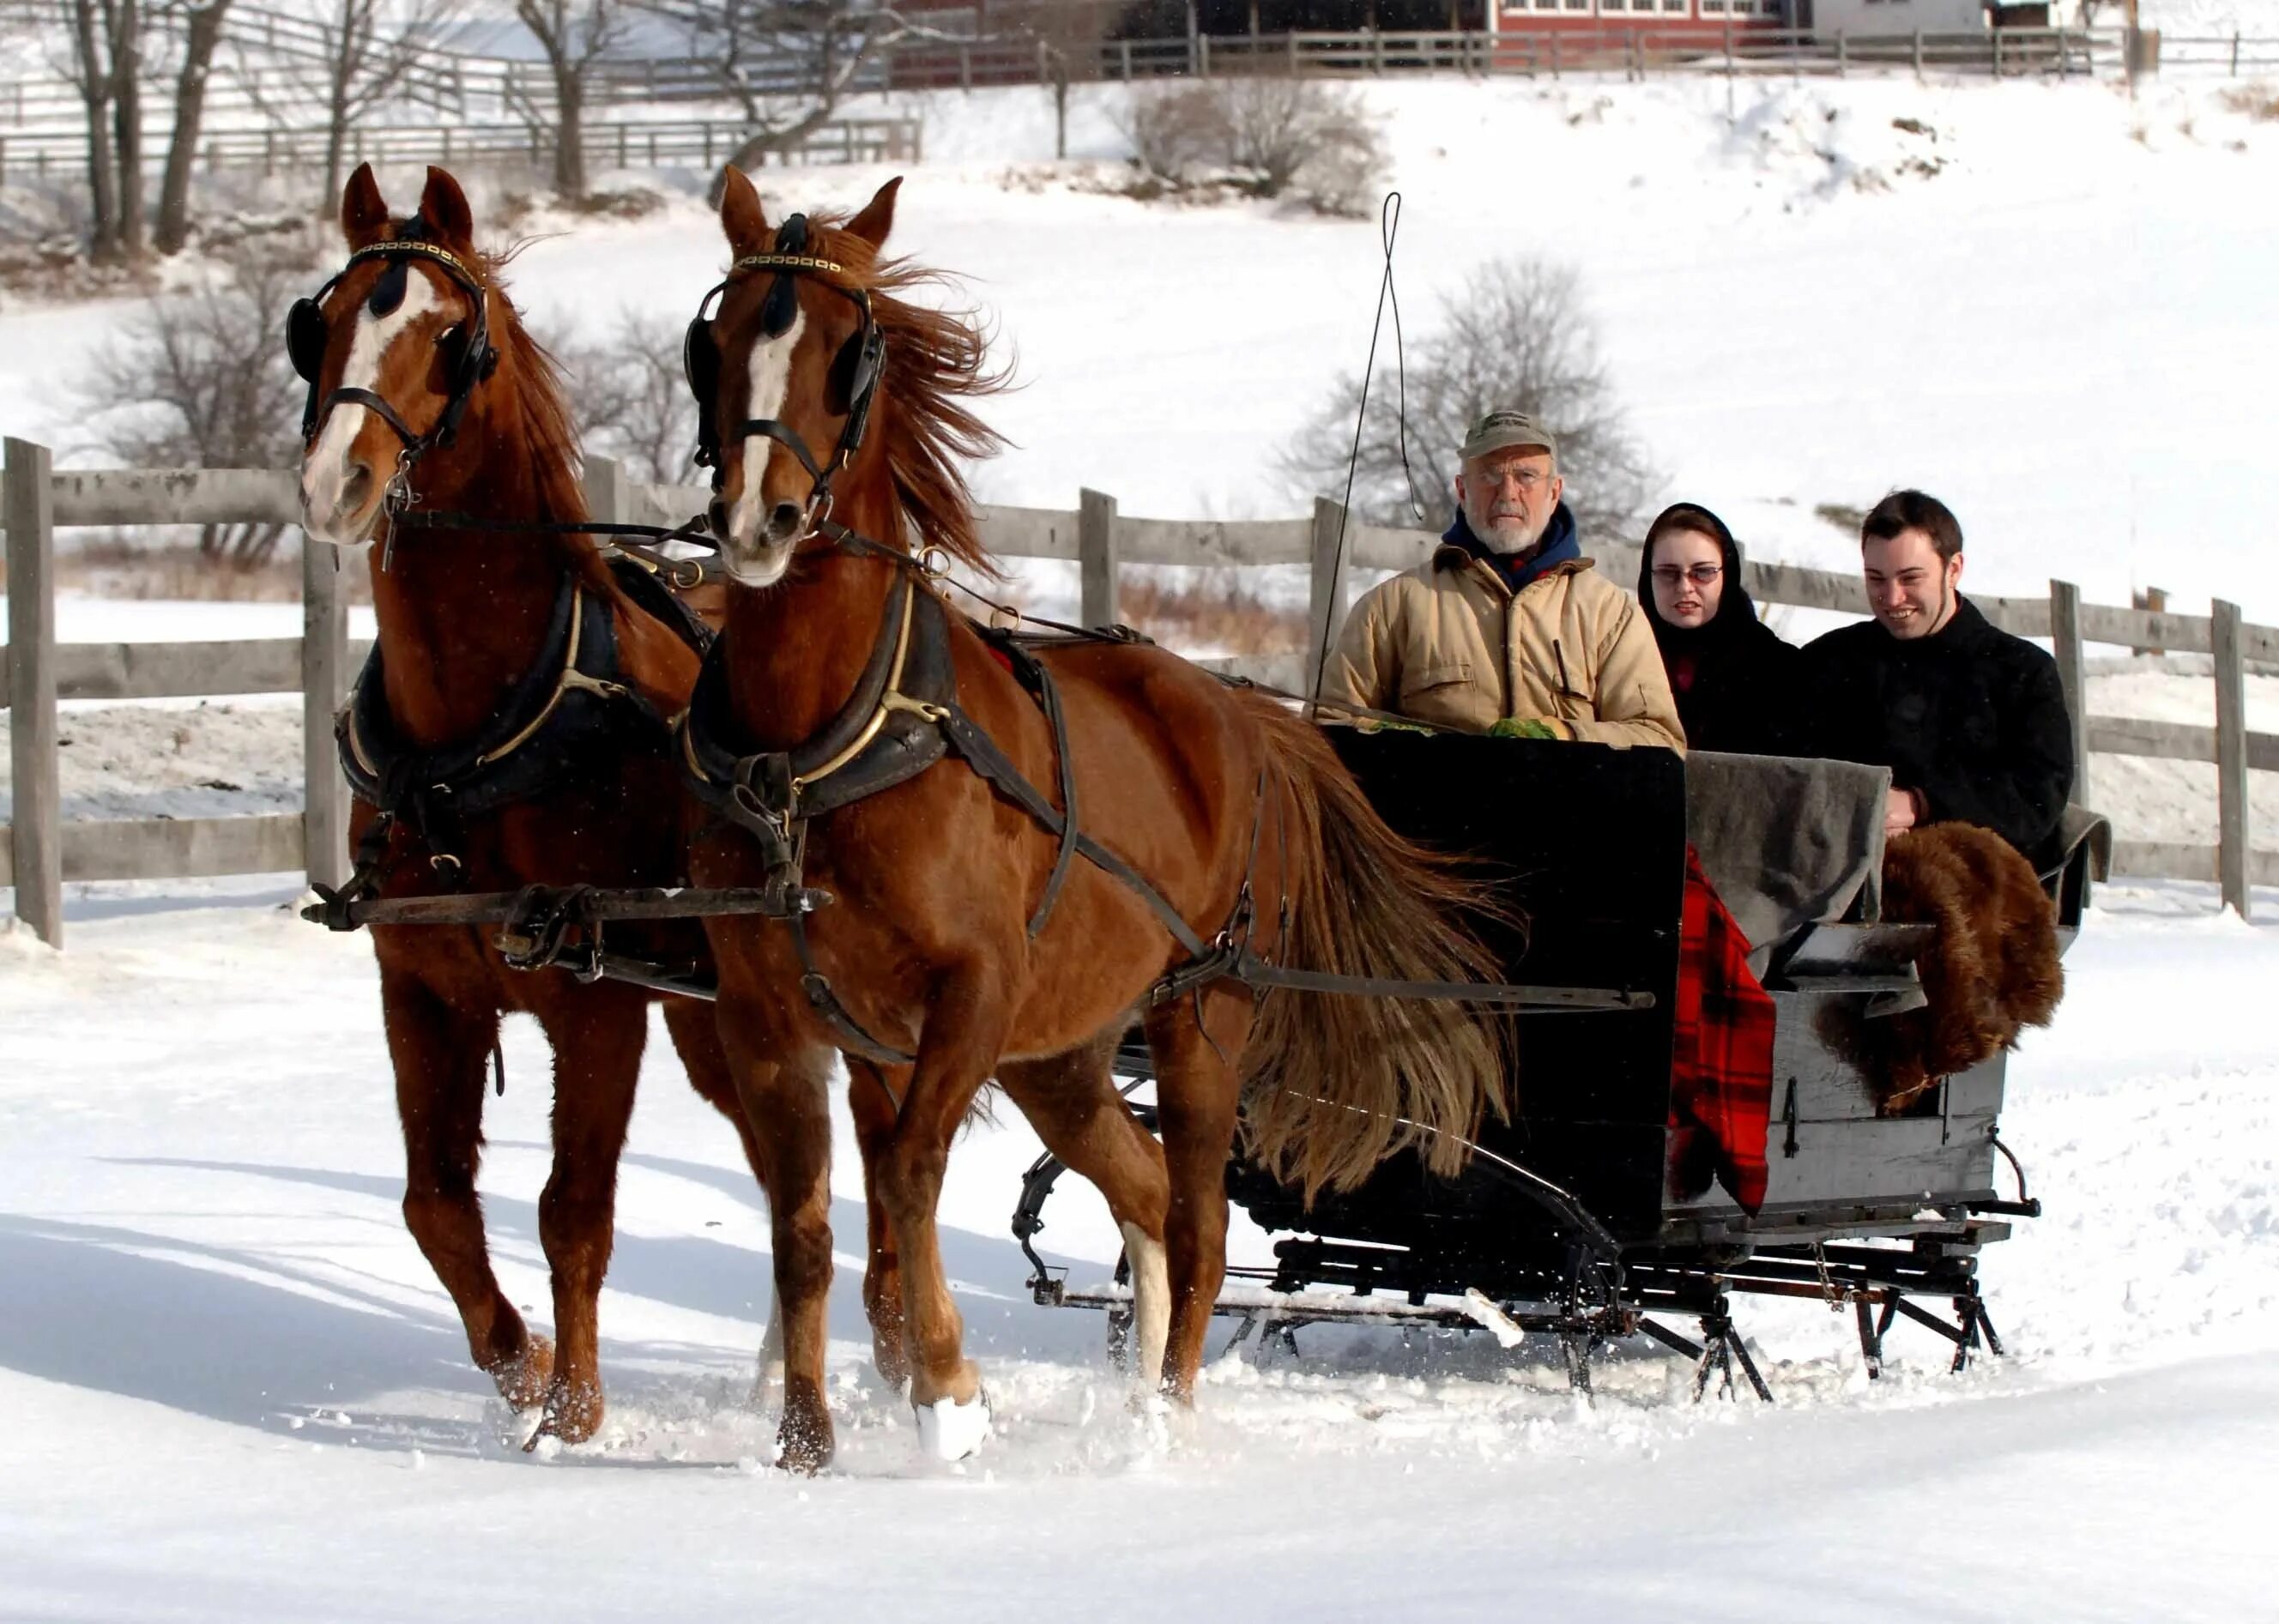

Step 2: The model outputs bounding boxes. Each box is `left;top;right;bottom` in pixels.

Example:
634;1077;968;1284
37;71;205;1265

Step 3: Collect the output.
1460;409;1558;467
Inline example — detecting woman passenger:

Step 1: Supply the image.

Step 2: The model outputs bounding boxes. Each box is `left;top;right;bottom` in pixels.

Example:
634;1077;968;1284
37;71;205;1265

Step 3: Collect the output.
1637;503;1800;757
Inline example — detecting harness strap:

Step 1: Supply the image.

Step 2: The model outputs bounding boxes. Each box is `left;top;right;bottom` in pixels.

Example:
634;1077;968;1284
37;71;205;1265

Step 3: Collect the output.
930;700;1211;960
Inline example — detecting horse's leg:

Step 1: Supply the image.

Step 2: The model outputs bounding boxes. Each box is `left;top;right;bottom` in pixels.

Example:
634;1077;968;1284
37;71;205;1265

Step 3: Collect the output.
874;965;1014;1458
715;998;840;1472
1143;988;1256;1402
527;989;650;1445
660;997;786;1403
379;969;549;1405
997;1033;1172;1394
845;1059;913;1392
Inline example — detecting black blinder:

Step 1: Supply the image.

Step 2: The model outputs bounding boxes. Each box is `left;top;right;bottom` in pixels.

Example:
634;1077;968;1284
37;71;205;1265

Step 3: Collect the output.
683;315;723;469
287;297;328;382
827;326;884;420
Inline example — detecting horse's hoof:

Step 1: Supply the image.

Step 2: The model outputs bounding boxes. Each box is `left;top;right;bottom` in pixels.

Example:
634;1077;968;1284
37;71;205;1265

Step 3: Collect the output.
777;1417;834;1476
489;1336;554;1410
913;1389;991;1462
525;1378;601;1450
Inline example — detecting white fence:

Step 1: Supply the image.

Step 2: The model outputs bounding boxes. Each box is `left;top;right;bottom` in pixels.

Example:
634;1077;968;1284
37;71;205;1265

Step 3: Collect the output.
3;441;2275;947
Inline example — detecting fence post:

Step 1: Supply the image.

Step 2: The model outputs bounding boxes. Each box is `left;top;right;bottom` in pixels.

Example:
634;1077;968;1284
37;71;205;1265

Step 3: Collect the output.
1913;28;1923;80
300;530;348;891
1836;31;1847;76
2049;578;2090;815
583;454;628;531
2231;31;2240;76
1079;488;1118;629
1309;496;1352;697
2131;586;2167;656
2215;598;2250;918
4;438;61;946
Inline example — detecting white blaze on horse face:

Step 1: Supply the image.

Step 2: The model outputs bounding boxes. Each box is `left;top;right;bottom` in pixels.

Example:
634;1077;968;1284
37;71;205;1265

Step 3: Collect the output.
724;306;807;577
1121;1221;1170;1392
299;272;444;549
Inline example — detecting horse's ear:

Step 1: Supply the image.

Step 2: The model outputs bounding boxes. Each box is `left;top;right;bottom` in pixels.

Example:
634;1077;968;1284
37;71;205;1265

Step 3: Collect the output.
844;177;901;251
718;165;769;258
417;166;475;251
342;163;389;250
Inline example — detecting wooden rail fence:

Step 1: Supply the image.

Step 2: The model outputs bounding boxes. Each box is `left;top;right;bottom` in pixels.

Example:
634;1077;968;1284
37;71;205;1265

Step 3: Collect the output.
3;446;2274;946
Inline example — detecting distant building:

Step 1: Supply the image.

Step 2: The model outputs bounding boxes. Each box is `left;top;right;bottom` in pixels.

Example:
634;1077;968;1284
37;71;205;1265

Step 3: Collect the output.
1808;0;1992;35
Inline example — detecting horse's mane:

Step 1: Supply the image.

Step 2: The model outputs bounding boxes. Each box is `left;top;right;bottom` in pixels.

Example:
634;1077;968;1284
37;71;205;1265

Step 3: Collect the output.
802;214;1012;576
386;222;608;589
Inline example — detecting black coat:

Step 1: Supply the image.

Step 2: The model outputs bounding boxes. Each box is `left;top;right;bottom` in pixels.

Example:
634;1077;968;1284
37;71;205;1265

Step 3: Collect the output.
1637;525;1802;757
1798;595;2074;868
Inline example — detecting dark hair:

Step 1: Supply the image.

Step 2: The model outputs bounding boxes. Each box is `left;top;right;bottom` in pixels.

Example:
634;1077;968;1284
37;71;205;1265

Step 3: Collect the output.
1861;489;1962;562
1644;501;1733;566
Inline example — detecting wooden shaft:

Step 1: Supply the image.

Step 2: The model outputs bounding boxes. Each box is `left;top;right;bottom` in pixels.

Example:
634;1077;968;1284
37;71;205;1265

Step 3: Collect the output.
301;528;349;891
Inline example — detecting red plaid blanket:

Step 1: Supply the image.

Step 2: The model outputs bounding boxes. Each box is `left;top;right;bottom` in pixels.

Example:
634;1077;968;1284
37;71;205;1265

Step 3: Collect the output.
1670;848;1774;1214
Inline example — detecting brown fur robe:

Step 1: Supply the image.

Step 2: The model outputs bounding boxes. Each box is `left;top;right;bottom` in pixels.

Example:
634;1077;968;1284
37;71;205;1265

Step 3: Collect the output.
1865;823;2064;1114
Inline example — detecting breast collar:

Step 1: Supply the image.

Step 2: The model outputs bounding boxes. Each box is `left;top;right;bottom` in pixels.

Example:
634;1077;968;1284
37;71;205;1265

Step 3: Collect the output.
340;558;698;866
676;566;958;845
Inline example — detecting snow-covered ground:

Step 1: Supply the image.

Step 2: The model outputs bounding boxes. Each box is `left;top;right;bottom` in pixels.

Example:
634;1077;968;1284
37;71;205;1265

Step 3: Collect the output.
6;66;2279;1616
2;875;2276;1619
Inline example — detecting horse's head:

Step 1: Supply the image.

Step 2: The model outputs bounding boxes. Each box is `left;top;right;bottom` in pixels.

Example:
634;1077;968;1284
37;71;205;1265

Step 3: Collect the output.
688;170;900;588
294;164;503;550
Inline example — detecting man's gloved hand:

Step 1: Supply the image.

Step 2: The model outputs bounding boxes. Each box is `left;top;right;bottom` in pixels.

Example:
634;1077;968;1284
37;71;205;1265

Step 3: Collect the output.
1358;717;1433;735
1489;717;1563;741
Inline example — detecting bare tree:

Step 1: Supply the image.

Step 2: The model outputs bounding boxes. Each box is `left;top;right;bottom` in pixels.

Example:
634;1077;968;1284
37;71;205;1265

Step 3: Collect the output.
1281;257;1660;544
635;0;912;184
109;0;148;259
80;252;309;564
999;0;1111;160
155;0;235;255
517;0;626;202
233;0;462;215
57;0;124;258
555;310;702;483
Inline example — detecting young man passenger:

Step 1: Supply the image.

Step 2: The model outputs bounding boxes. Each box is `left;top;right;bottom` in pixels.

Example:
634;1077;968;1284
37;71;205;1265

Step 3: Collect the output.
1799;490;2074;866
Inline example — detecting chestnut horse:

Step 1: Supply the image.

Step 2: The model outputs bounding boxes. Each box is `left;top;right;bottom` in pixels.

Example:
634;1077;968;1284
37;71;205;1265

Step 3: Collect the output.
293;164;796;1445
683;172;1507;1467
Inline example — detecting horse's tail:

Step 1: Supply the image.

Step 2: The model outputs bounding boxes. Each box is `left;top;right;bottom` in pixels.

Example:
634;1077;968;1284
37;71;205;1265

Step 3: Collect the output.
1234;700;1513;1200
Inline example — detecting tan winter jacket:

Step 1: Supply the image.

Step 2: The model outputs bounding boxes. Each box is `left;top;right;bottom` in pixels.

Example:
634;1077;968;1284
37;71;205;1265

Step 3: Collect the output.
1326;547;1686;752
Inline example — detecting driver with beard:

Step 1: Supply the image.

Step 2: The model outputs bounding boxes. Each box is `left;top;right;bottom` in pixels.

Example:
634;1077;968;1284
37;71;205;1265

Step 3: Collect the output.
1798;489;2075;868
1323;409;1684;752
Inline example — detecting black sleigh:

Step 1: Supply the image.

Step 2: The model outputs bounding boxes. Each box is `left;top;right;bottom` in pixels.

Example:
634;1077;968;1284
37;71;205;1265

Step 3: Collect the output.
1013;731;2102;1398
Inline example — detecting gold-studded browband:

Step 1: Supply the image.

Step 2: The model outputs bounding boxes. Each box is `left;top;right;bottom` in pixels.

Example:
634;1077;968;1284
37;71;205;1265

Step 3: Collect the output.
730;253;846;277
343;239;485;286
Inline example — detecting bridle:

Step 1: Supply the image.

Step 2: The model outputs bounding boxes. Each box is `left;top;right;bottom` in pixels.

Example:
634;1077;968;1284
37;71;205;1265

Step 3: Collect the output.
287;236;499;504
683;212;887;539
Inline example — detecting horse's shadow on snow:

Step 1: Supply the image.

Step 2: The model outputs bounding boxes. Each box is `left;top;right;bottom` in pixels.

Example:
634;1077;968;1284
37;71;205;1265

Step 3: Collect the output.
0;1150;1112;1452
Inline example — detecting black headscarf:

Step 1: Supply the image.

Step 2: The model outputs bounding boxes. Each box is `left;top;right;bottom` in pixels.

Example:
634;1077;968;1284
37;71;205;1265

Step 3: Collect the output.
1636;503;1800;757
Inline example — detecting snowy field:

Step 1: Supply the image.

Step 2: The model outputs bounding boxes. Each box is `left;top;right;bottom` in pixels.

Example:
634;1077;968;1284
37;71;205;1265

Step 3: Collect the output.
2;875;2277;1621
6;63;2279;1619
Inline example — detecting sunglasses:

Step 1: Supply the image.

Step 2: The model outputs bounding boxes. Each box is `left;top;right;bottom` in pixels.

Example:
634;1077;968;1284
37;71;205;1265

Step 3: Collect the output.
1651;564;1723;588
